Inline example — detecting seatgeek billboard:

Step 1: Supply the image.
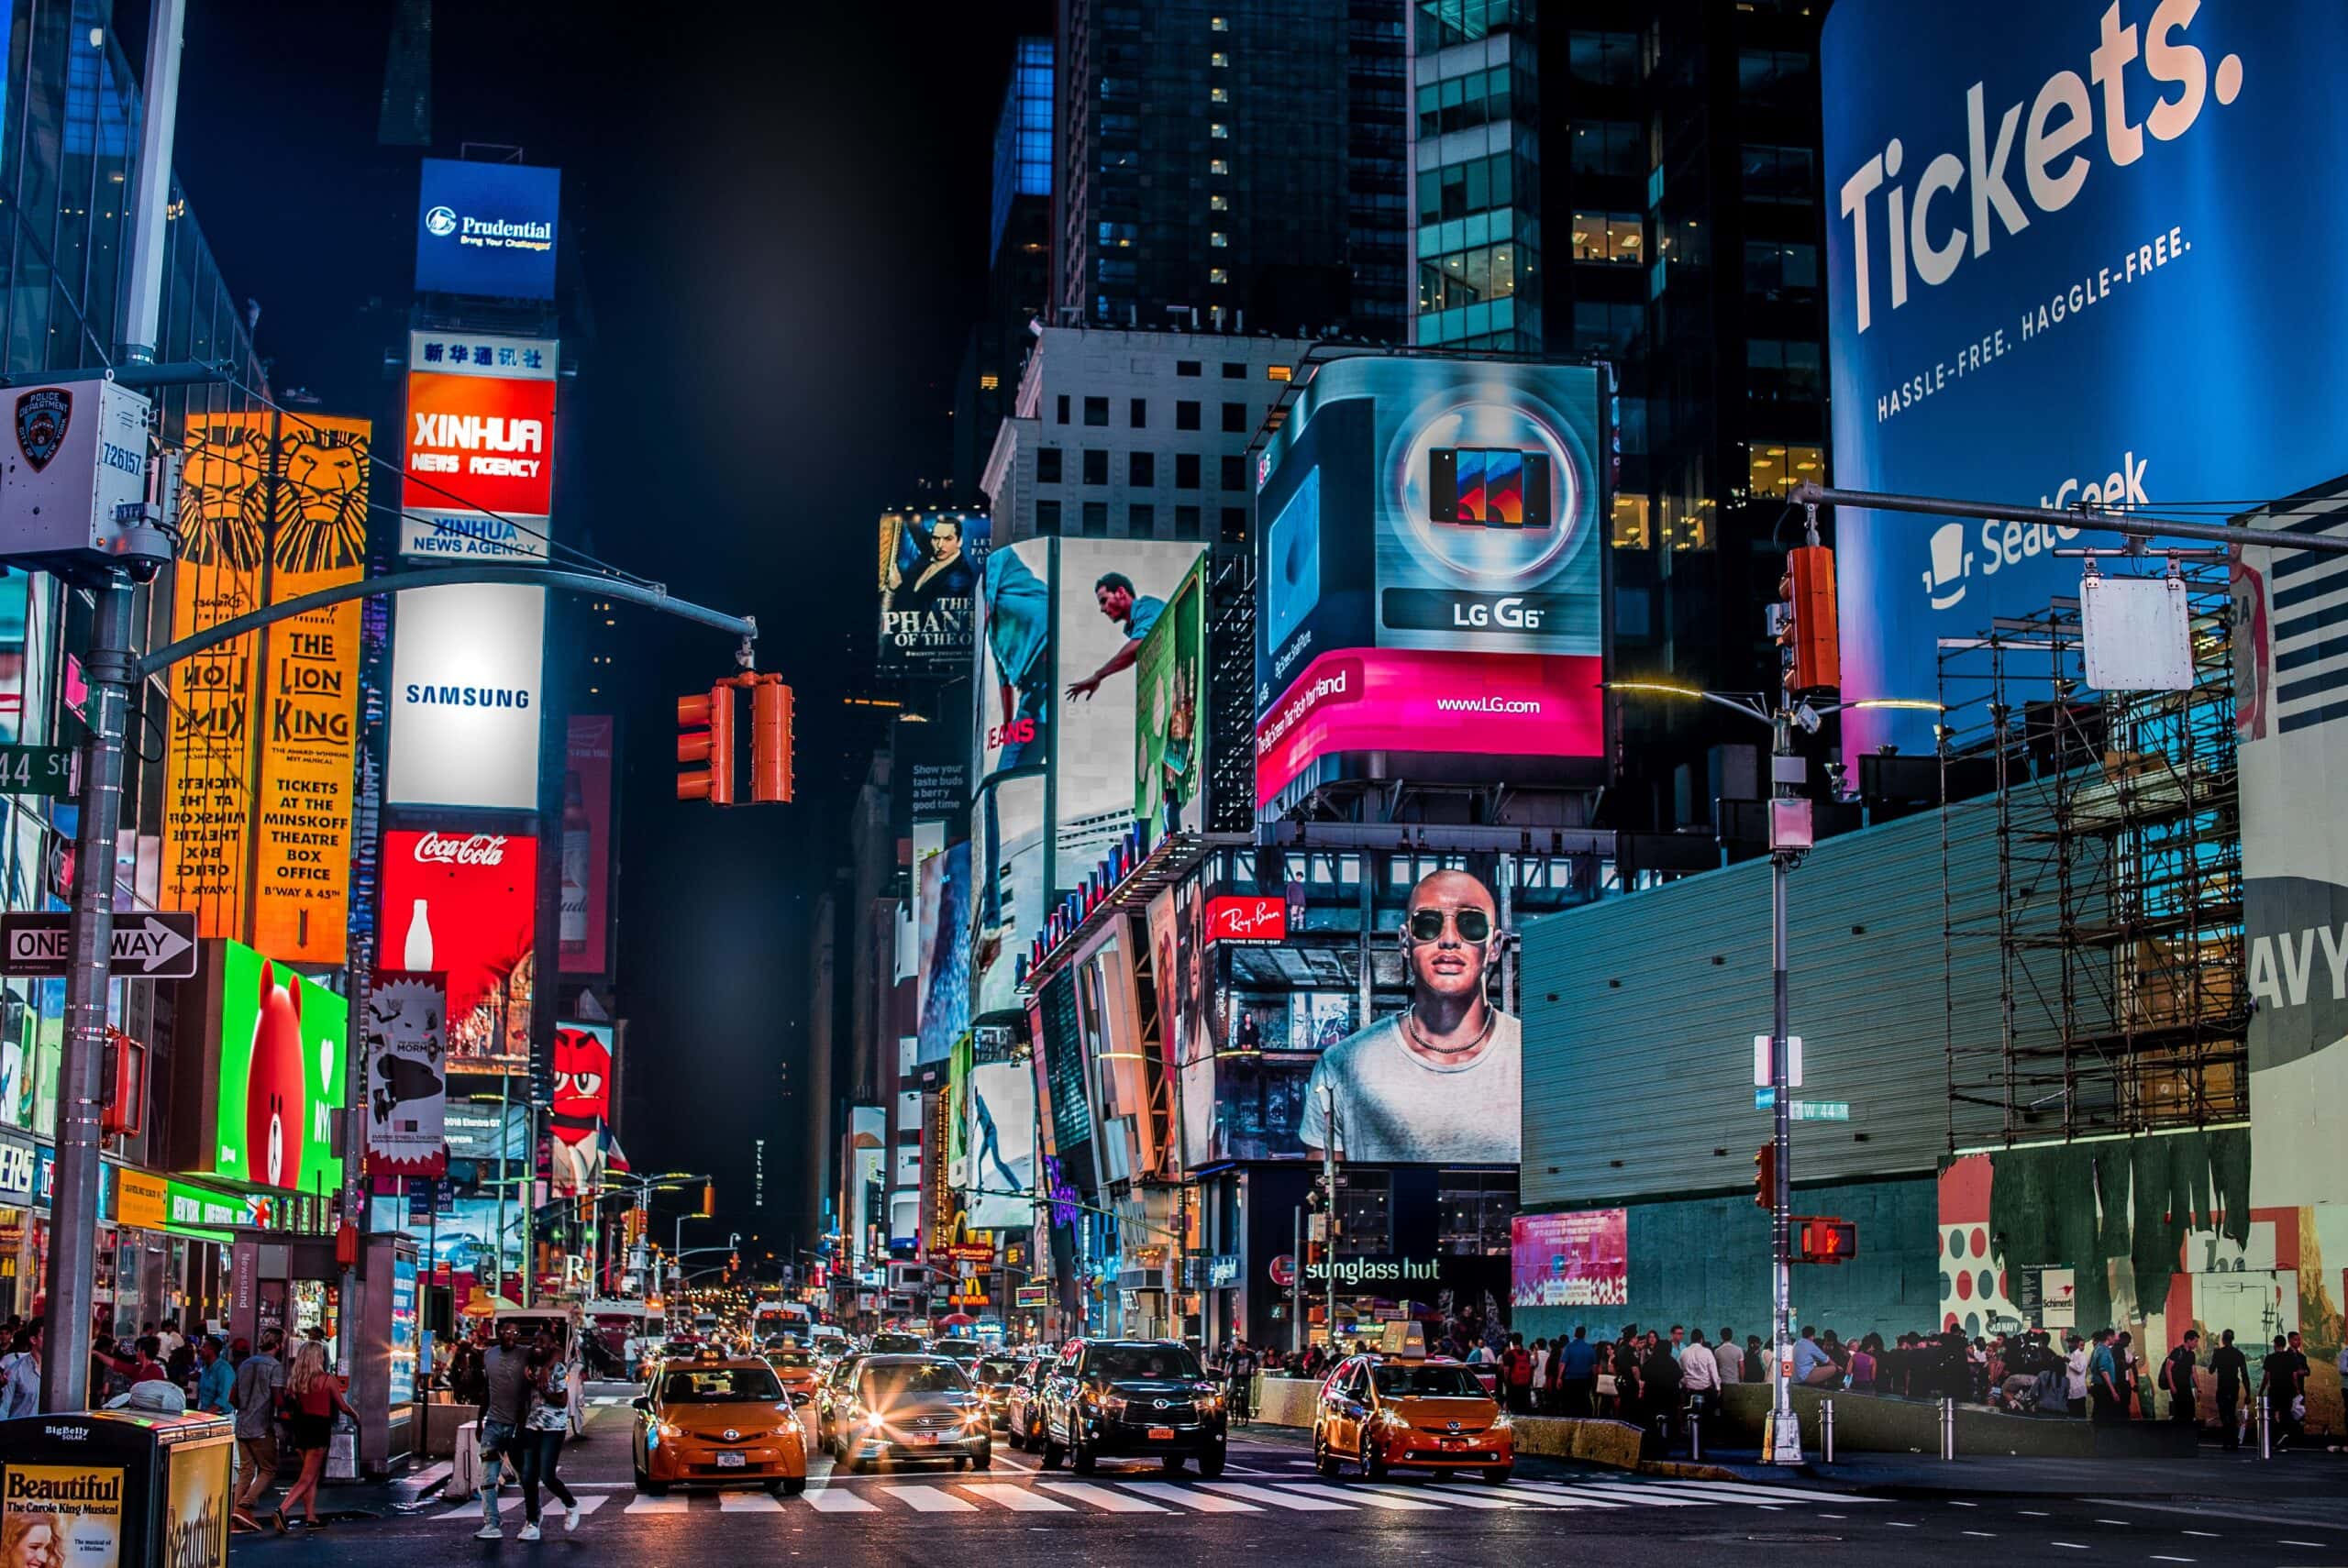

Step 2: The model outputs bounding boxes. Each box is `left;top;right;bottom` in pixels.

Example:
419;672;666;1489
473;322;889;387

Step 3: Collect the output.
1823;0;2348;758
415;158;559;300
1253;357;1607;809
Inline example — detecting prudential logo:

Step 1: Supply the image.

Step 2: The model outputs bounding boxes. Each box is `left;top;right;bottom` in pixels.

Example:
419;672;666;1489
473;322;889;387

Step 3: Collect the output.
425;204;458;238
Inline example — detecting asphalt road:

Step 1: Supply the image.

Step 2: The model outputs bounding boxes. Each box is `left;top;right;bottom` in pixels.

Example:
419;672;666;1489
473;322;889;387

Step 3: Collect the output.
231;1387;2346;1567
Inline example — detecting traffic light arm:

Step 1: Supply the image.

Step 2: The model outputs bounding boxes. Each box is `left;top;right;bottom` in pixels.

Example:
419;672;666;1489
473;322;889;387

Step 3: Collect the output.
134;564;758;681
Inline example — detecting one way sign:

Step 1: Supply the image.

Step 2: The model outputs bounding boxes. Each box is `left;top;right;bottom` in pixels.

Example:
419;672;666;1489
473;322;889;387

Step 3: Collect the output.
0;912;198;979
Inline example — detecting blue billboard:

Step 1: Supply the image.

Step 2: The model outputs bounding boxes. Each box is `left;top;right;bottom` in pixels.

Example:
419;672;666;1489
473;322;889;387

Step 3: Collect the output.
1822;0;2348;757
415;158;560;300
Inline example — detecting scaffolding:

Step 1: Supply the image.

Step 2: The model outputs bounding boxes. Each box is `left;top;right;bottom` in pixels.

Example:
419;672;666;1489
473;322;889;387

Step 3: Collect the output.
1938;563;2248;1148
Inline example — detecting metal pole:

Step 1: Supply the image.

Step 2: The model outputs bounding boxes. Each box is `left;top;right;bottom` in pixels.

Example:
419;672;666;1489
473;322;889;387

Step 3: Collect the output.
1939;1396;1956;1461
116;0;186;363
1822;1397;1835;1464
40;577;134;1413
1290;1207;1302;1359
521;1102;536;1308
2257;1395;2272;1459
496;1072;511;1304
1321;1084;1338;1354
1766;703;1801;1464
1789;480;2348;558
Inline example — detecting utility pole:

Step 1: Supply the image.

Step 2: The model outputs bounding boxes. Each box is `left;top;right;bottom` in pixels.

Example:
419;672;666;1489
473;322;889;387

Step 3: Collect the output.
1321;1083;1338;1353
1766;695;1800;1464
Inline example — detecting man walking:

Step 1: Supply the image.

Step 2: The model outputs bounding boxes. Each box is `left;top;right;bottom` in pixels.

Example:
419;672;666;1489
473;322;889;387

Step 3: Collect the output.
2159;1330;2199;1428
476;1320;532;1540
229;1329;285;1533
1716;1328;1743;1386
1678;1329;1721;1447
2211;1329;2248;1450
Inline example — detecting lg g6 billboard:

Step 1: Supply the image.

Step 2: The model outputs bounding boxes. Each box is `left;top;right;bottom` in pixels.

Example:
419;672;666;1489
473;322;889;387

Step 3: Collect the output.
1253;358;1607;809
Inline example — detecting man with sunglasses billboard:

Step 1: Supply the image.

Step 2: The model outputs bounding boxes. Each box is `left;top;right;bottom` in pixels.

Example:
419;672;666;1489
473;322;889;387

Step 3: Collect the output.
1299;869;1520;1164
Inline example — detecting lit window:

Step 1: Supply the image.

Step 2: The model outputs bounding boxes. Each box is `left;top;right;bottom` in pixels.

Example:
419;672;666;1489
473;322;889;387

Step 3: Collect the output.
1211;122;1229;139
1211;158;1229;175
1267;365;1292;381
1211;87;1228;103
1211;51;1229;67
979;373;1000;391
1210;231;1228;248
1210;193;1228;211
1210;268;1230;285
1211;15;1228;29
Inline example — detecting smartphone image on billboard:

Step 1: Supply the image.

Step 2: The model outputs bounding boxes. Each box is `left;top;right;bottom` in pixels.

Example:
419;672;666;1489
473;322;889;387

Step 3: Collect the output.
1429;447;1553;528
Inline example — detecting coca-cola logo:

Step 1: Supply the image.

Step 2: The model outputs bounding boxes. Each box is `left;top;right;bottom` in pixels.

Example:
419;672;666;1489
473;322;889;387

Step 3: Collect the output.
412;831;508;867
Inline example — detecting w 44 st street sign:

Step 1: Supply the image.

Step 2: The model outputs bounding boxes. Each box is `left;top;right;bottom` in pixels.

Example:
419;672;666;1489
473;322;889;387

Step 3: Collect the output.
0;911;198;978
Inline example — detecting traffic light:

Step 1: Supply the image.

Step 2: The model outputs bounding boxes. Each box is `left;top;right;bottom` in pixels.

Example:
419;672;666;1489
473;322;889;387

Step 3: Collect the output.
1306;1237;1326;1267
748;675;794;803
1777;544;1841;695
1753;1142;1776;1210
677;683;737;804
1305;1174;1330;1214
700;1182;715;1218
1795;1217;1858;1264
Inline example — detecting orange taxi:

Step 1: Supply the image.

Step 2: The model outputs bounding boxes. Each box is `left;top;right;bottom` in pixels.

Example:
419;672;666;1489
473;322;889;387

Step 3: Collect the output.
1312;1352;1512;1484
632;1352;810;1496
763;1340;824;1404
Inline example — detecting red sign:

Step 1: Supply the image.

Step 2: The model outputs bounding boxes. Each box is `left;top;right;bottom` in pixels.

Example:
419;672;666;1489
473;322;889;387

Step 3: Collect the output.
403;371;557;517
1268;1253;1297;1288
1795;1217;1858;1264
560;716;614;974
1204;895;1287;945
1256;647;1604;807
378;829;537;1074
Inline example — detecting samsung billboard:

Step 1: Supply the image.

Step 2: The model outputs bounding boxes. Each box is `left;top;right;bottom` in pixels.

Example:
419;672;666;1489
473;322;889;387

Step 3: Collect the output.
1252;357;1608;809
1823;0;2348;757
415;158;560;301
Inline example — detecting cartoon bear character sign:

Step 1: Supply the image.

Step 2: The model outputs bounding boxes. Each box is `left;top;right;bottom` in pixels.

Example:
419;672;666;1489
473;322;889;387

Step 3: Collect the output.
245;959;309;1190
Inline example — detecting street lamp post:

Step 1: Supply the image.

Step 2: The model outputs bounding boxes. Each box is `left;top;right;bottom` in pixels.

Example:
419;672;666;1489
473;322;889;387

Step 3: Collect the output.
1603;675;1938;1465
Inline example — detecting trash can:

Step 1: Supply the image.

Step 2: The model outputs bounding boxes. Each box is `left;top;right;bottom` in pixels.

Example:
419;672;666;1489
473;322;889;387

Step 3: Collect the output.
0;1409;234;1568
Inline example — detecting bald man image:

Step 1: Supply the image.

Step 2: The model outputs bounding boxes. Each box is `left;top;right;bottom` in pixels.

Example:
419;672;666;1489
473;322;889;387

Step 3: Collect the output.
1300;868;1521;1164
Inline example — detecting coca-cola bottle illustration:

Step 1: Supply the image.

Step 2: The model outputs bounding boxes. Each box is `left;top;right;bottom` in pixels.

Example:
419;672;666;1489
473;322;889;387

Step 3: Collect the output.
404;898;435;971
559;769;590;951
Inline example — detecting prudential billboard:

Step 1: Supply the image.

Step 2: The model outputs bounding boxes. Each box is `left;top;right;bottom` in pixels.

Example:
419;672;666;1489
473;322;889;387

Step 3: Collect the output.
1824;0;2348;759
415;158;560;300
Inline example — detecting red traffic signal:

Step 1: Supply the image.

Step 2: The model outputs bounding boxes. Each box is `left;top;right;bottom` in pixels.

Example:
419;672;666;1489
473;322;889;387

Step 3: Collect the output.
1778;544;1841;695
677;684;737;804
1753;1142;1776;1210
748;674;794;804
1795;1216;1857;1264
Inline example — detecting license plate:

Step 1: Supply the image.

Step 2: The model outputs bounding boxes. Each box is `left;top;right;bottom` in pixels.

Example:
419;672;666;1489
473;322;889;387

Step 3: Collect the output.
1146;1426;1176;1441
911;1431;939;1445
714;1452;746;1469
1440;1438;1467;1450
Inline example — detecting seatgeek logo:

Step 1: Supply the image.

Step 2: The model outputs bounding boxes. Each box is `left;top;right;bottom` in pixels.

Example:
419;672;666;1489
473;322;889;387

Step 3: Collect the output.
1837;0;2244;334
1919;447;2149;610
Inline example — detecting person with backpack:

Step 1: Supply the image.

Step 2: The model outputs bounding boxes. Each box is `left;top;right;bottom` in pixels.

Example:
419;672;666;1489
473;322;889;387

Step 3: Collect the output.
2158;1330;2200;1428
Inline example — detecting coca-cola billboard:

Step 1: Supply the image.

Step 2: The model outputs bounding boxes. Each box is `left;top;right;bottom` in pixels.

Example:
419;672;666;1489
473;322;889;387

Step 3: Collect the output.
378;828;537;1077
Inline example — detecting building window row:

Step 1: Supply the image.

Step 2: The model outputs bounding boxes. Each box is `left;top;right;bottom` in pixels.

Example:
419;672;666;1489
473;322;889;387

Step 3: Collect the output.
1568;119;1644;179
1417;243;1521;314
1748;443;1823;500
1746;337;1823;403
1031;445;1260;492
1036;500;1212;542
1744;239;1820;301
1742;144;1816;205
1415;65;1531;139
1412;0;1527;50
1567;29;1644;88
1569;211;1643;265
1417;153;1516;225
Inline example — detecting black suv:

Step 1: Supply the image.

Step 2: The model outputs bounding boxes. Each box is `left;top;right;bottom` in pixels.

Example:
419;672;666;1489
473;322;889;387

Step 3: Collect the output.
1038;1339;1226;1475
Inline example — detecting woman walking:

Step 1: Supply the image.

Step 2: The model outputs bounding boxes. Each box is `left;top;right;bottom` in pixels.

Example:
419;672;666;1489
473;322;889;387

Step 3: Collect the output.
517;1326;580;1539
276;1341;354;1530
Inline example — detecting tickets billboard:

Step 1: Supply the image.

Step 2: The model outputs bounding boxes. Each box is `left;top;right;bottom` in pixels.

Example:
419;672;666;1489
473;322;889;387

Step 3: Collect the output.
1822;0;2348;758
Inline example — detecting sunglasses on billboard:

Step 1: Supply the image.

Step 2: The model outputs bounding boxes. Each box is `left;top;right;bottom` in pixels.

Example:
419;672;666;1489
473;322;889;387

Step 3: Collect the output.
1407;907;1492;944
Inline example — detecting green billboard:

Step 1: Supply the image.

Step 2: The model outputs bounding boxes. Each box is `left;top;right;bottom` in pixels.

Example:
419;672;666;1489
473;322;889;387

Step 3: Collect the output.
1134;556;1207;836
211;940;347;1193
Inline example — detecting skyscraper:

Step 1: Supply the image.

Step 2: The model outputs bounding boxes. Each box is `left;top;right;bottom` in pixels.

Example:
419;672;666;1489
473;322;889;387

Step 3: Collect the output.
1054;0;1410;338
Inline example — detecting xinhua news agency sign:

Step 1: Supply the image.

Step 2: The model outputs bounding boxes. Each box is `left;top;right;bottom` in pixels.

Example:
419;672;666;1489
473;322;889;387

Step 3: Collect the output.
415;158;560;300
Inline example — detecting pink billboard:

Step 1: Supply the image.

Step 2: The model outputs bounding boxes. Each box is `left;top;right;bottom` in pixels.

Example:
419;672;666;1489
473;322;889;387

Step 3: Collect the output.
1512;1208;1628;1309
1256;647;1603;807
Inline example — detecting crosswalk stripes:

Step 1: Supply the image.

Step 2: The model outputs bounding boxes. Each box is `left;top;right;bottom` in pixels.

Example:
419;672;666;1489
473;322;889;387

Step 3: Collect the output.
422;1471;1877;1524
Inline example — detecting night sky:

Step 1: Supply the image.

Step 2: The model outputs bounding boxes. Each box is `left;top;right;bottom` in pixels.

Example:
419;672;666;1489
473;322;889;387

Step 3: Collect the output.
162;0;1047;1247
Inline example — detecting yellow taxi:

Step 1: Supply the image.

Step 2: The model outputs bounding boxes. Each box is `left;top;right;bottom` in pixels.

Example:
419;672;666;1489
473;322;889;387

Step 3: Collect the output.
763;1340;824;1404
1312;1350;1512;1485
632;1351;810;1496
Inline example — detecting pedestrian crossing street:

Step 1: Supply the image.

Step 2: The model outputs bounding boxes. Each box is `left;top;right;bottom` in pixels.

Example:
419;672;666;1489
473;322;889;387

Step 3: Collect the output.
437;1472;1879;1525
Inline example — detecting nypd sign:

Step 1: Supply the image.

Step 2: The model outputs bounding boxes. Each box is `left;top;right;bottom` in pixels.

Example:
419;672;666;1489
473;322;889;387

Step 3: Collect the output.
386;582;547;811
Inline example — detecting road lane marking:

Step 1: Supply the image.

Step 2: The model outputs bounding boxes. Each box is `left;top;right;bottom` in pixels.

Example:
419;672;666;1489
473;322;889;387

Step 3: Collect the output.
719;1493;784;1512
2052;1543;2088;1551
566;1496;611;1518
883;1485;976;1512
802;1489;877;1513
958;1485;1075;1512
622;1495;688;1515
1037;1481;1171;1512
1656;1480;1884;1506
1358;1483;1522;1509
1197;1483;1352;1511
1279;1483;1442;1510
1115;1482;1261;1512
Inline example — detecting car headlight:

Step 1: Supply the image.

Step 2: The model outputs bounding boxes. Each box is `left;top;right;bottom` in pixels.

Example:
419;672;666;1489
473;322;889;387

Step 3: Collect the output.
657;1421;684;1441
1376;1408;1407;1430
1099;1394;1126;1418
1490;1413;1512;1431
1196;1390;1224;1412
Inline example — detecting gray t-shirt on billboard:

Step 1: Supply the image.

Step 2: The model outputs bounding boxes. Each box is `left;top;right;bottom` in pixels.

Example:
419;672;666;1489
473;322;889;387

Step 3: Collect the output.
1299;1011;1522;1163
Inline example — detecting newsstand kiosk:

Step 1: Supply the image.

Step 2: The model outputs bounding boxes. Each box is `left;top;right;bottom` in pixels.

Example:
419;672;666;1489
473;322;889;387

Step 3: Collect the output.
0;1409;233;1568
